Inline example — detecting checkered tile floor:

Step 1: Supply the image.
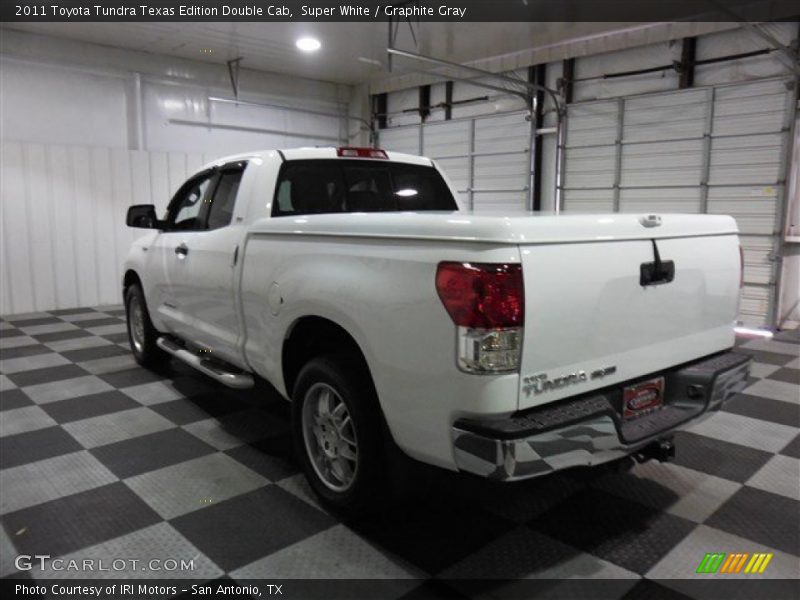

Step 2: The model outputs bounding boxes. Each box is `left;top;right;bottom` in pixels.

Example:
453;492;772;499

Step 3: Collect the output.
1;307;798;597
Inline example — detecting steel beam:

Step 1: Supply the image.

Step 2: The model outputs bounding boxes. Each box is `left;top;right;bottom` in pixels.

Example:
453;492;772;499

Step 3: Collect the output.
679;37;697;88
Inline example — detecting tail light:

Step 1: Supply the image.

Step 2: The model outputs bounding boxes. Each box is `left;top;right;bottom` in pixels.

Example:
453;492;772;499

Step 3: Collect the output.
436;262;524;373
739;245;744;288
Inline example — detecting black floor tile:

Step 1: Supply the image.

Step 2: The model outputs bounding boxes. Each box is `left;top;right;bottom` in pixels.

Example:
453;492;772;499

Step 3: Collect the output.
170;486;335;572
90;427;215;479
0;426;83;469
98;367;165;388
102;332;130;344
349;498;514;575
706;486;800;556
224;434;298;482
149;393;248;426
671;431;772;483
0;344;52;361
767;367;800;385
76;317;125;329
32;329;91;343
0;329;25;339
1;482;160;558
5;364;89;388
49;307;97;315
59;344;129;363
194;407;290;446
104;309;127;317
779;434;800;459
737;348;796;366
40;390;140;424
1;570;36;582
8;317;62;327
529;488;696;575
722;393;800;428
0;389;34;411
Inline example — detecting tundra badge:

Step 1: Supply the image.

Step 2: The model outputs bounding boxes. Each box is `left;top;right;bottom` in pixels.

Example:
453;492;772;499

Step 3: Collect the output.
523;365;617;396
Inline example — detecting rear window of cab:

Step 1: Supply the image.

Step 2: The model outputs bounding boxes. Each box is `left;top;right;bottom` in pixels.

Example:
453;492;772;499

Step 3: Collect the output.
273;159;457;216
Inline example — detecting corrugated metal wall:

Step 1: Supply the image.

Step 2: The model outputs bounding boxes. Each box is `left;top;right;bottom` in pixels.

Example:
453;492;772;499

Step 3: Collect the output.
0;35;346;316
380;110;532;211
0;142;219;315
378;24;798;328
562;77;795;327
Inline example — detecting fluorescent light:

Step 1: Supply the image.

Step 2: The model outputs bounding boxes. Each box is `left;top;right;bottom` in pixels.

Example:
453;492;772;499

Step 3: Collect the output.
296;37;321;52
395;188;418;197
734;326;774;338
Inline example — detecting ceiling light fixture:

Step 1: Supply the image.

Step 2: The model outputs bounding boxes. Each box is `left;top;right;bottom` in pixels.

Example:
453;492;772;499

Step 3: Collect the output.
296;37;321;52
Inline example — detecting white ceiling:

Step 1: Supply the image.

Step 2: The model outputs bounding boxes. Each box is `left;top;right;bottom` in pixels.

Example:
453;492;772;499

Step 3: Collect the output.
2;22;659;85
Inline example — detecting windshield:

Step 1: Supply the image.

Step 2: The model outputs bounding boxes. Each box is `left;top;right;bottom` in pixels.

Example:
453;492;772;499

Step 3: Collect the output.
272;159;458;216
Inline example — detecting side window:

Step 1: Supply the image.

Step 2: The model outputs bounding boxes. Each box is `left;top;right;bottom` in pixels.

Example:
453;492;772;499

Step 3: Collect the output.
167;174;213;231
206;167;245;230
276;180;293;213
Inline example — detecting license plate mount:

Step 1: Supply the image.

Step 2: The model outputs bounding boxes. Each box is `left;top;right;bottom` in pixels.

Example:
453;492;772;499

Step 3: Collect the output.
623;376;665;420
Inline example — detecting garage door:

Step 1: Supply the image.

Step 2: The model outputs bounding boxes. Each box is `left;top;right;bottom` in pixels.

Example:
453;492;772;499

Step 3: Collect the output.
379;110;531;212
561;77;796;328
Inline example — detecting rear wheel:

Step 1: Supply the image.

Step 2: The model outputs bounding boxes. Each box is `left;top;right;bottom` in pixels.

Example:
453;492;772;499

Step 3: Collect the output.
292;355;385;516
125;283;167;368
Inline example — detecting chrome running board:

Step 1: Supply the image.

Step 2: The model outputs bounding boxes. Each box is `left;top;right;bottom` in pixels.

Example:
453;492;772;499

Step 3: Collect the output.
156;336;254;389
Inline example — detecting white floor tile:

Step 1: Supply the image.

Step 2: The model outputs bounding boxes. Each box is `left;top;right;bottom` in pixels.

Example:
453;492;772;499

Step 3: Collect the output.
746;454;800;501
685;411;797;453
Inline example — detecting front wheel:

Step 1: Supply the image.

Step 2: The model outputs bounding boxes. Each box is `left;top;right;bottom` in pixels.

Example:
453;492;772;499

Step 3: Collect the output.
292;355;385;516
125;283;167;368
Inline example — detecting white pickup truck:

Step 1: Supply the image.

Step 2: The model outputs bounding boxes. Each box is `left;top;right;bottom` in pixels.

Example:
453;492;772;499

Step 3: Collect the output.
124;146;751;512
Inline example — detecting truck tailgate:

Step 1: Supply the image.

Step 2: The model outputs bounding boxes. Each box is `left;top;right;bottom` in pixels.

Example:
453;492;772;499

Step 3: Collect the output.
518;230;741;410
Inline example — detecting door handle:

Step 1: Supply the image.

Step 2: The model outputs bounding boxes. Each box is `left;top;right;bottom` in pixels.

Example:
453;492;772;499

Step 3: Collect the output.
175;243;189;258
640;240;674;287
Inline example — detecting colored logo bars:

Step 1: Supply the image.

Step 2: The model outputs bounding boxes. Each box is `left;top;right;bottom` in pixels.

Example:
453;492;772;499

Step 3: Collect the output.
696;552;774;574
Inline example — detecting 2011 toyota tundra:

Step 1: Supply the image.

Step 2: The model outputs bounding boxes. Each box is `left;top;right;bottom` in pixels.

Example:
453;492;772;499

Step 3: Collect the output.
123;146;751;513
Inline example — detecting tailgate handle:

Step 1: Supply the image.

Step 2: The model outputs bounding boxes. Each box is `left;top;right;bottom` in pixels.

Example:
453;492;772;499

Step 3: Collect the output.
640;240;675;287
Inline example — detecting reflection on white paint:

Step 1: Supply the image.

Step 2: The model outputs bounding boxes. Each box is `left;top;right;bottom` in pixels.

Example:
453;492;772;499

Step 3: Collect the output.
734;326;774;338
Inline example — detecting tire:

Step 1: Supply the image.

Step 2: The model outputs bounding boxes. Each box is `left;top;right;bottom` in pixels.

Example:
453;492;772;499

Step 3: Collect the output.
125;283;168;368
292;354;385;517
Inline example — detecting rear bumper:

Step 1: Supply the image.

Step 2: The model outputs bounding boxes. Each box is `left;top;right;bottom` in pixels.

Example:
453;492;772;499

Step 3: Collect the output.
452;350;751;481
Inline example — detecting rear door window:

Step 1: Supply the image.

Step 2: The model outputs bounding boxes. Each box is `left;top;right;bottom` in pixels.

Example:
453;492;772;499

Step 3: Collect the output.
206;164;246;230
272;159;456;216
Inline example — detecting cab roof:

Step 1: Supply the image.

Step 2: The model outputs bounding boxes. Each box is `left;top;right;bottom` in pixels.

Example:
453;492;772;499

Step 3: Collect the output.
201;147;433;172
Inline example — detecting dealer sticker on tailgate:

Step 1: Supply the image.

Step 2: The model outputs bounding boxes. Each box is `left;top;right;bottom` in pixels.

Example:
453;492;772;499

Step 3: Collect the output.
623;377;665;420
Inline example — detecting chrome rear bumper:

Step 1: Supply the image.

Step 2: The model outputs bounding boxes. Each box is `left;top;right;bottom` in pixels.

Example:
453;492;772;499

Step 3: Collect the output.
452;351;751;481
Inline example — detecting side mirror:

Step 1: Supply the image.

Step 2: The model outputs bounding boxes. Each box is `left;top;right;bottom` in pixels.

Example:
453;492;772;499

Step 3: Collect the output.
126;204;162;229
